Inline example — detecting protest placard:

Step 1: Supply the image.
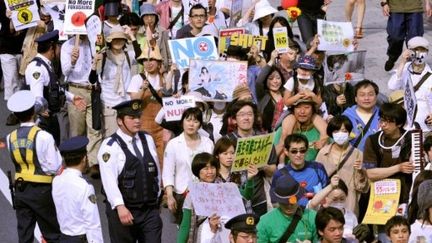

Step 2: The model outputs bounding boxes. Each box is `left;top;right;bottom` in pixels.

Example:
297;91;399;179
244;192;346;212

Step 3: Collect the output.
85;14;102;57
189;59;247;101
317;20;354;52
323;50;366;85
403;72;417;128
43;3;68;41
218;28;245;54
168;36;219;70
182;0;208;24
362;179;401;225
229;33;268;51
273;27;289;53
64;0;95;35
232;133;274;172
162;96;196;122
188;182;246;218
4;0;40;31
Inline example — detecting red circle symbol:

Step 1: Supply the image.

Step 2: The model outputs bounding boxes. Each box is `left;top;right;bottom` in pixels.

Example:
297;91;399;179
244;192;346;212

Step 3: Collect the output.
71;12;86;27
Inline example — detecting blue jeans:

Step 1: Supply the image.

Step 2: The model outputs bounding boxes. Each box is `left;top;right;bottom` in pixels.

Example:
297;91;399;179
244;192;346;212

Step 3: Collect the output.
386;12;424;60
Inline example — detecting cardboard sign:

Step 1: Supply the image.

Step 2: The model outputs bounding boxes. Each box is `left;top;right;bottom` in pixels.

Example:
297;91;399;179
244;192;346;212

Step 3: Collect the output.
188;182;246;218
229;33;268;51
162;96;196;122
64;0;95;35
323;50;366;84
218;28;245;54
168;36;219;70
404;72;417;128
4;0;40;31
85;14;102;57
189;59;247;101
232;133;274;172
362;179;401;225
317;19;354;52
273;27;289;53
44;3;68;41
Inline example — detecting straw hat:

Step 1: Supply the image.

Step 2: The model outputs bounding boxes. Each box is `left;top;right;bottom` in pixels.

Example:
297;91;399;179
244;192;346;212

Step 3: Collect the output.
137;45;163;61
106;26;129;43
253;0;278;22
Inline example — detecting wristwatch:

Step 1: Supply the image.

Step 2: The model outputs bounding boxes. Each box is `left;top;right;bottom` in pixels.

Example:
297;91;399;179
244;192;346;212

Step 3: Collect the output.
380;1;388;7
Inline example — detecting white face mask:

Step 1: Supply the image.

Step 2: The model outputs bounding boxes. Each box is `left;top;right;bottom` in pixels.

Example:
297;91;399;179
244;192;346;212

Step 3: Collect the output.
413;51;428;65
333;132;349;145
329;202;345;210
297;74;311;80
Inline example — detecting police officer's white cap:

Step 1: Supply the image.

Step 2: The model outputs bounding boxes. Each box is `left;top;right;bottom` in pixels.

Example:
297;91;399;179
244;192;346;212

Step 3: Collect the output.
7;90;36;112
408;36;429;50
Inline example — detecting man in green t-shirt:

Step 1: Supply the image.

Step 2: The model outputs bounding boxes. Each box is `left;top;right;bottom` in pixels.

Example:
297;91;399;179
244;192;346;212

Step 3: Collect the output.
257;174;318;243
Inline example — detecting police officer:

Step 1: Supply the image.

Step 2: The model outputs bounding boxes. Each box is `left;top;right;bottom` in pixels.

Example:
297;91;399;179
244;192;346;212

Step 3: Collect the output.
98;99;162;243
225;213;260;243
52;136;103;243
6;90;62;242
24;30;86;145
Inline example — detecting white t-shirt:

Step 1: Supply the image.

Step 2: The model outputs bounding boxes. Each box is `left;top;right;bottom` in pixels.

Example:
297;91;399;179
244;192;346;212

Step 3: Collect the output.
127;73;162;93
409;220;432;243
283;77;315;92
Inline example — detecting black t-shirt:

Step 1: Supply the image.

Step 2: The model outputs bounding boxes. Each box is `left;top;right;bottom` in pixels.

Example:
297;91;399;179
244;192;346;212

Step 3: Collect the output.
298;0;325;14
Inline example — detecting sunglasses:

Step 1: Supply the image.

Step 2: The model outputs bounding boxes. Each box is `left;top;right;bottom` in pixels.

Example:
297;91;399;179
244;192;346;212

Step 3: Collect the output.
289;149;307;154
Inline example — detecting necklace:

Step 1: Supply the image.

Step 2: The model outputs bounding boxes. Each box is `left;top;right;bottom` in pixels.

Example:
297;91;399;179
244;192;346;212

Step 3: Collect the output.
377;130;408;150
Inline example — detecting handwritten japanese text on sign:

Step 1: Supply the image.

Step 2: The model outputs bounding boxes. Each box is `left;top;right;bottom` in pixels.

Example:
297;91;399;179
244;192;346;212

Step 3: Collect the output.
232;133;274;172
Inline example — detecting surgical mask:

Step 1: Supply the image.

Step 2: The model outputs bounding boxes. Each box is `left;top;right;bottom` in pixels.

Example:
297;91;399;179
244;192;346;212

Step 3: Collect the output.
297;74;311;80
333;132;349;145
329;202;345;210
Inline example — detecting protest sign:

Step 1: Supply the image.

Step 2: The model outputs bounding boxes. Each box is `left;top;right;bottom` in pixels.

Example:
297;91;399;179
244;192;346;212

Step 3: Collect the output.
218;28;245;54
188;182;246;218
189;59;247;101
229;33;268;51
273;27;289;53
229;0;242;27
403;72;417;128
162;96;196;122
317;20;354;52
169;36;219;70
85;14;102;57
43;3;68;41
323;50;366;85
362;179;401;225
232;133;275;172
64;0;95;35
4;0;40;31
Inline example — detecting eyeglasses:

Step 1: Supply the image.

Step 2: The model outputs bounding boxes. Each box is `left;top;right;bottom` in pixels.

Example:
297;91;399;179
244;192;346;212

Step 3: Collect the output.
190;14;207;19
289;149;307;154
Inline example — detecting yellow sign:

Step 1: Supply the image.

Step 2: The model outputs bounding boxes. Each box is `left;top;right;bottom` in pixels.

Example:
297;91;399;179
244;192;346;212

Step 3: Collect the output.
229;33;268;51
362;179;401;225
232;133;274;172
273;27;289;53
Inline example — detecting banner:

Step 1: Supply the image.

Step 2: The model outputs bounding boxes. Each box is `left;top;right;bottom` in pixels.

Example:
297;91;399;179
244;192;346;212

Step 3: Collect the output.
232;133;274;172
229;33;268;51
188;182;246;218
362;179;401;225
218;28;245;54
317;20;354;52
168;36;219;70
4;0;40;31
273;27;289;53
189;59;247;101
323;50;366;85
403;72;417;128
162;95;196;122
64;0;95;35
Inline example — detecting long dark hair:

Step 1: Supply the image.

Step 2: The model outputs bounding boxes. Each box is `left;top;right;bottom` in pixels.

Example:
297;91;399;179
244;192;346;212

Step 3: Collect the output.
263;66;285;94
408;171;432;224
265;16;294;61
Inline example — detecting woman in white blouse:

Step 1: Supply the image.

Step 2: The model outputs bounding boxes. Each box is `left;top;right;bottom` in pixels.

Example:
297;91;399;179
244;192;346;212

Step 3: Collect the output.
162;107;214;224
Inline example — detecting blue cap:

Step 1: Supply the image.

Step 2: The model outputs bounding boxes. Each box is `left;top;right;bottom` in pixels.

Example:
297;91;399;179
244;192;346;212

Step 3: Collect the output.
59;136;89;154
35;30;59;43
113;99;143;117
294;55;319;71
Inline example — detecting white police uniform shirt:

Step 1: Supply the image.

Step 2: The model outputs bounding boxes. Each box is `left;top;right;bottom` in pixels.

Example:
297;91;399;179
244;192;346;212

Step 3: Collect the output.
25;53;74;102
61;37;93;84
97;129;161;209
52;168;103;242
6;122;62;175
